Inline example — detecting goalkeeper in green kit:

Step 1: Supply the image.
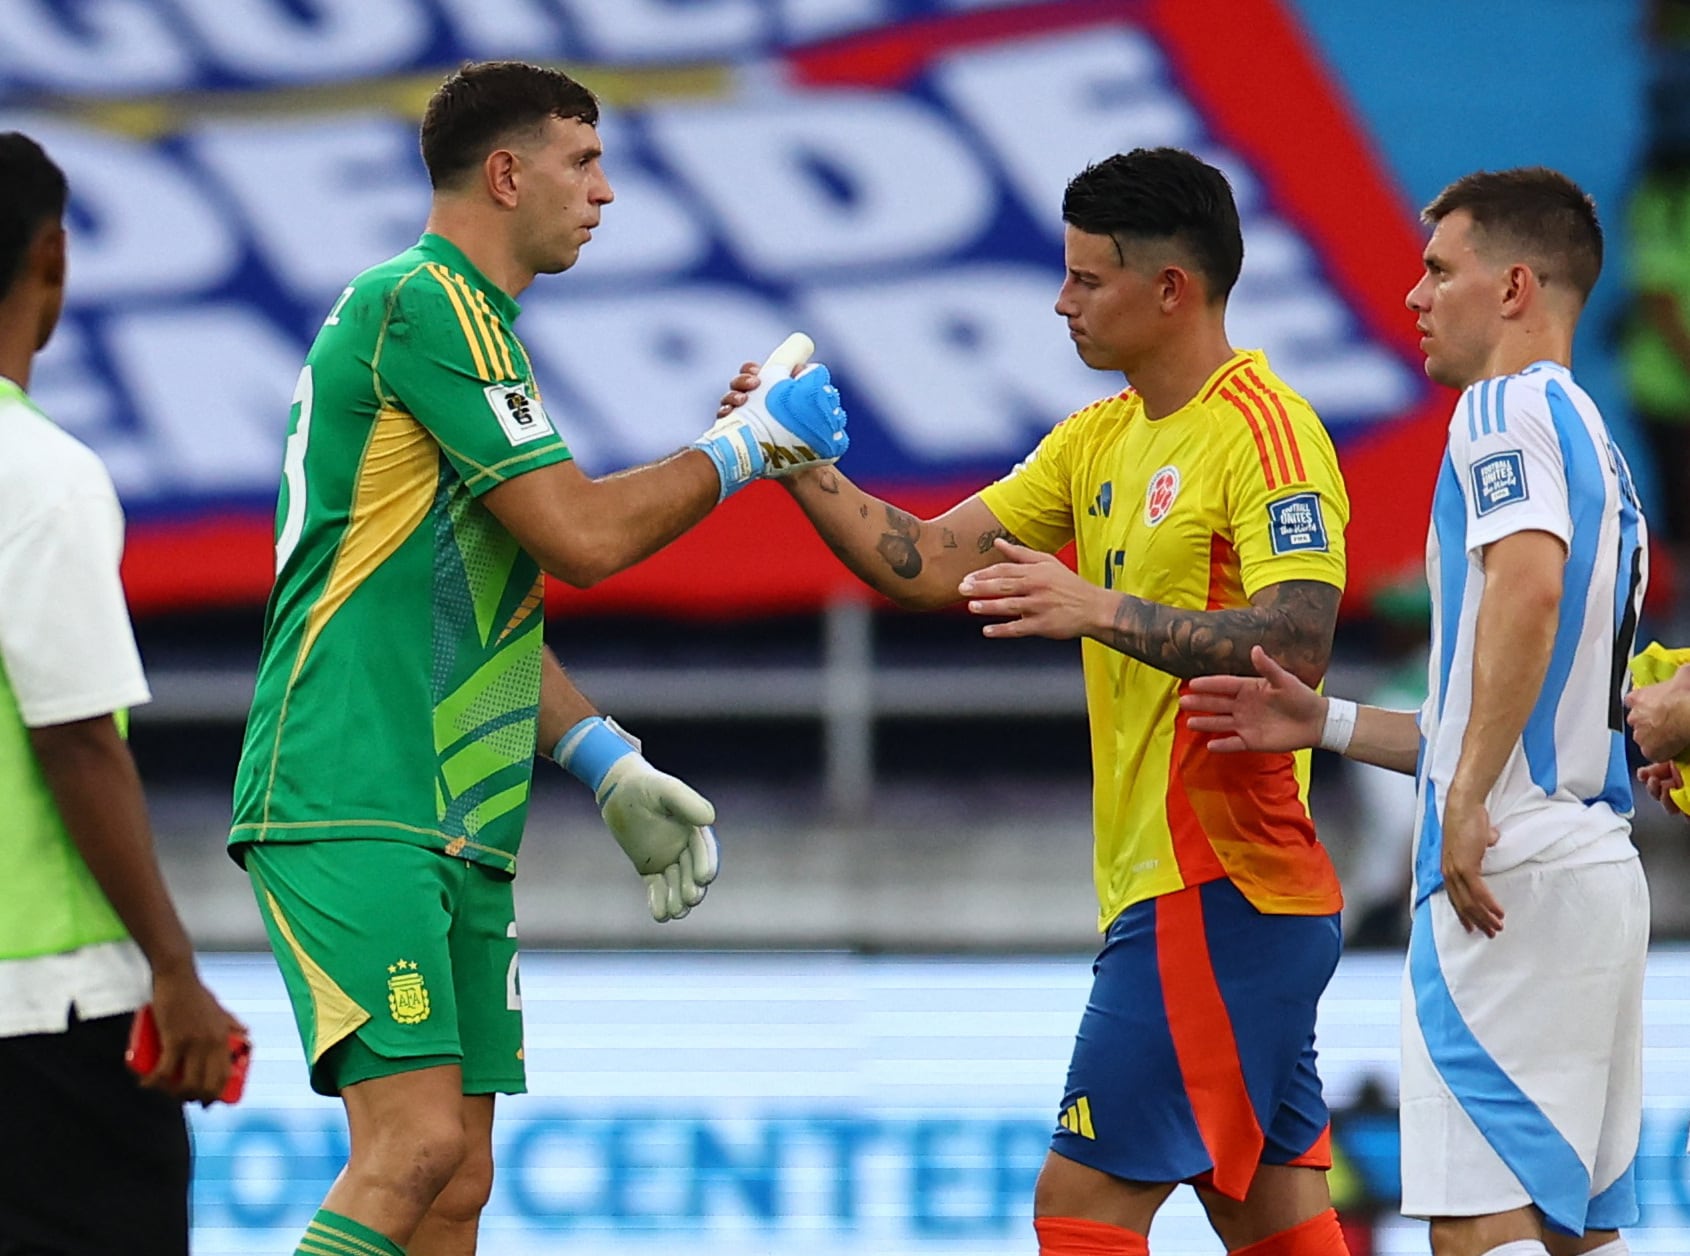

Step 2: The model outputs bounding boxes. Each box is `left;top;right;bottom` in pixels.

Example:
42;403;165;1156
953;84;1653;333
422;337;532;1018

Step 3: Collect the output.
228;61;849;1256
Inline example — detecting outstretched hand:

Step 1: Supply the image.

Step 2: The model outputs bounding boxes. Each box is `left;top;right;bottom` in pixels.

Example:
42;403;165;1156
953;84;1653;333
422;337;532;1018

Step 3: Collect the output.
959;539;1107;640
1179;645;1325;753
1638;759;1684;816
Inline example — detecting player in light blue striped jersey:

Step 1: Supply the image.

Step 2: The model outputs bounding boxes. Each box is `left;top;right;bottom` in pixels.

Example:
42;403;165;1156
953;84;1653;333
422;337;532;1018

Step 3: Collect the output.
1183;169;1648;1256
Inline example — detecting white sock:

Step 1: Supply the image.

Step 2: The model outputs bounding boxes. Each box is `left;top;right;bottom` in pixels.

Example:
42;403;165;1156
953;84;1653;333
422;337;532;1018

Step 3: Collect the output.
1477;1243;1549;1256
1578;1239;1628;1256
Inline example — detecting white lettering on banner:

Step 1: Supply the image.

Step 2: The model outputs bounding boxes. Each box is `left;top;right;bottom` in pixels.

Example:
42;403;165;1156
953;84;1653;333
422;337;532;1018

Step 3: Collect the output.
941;33;1418;425
30;323;157;496
0;115;239;305
522;285;796;466
1227;288;1417;419
0;0;189;95
191;116;427;302
431;0;564;56
646;94;993;276
778;0;894;43
805;264;1101;458
561;0;766;62
564;116;712;284
937;29;1201;239
168;0;429;80
104;305;298;491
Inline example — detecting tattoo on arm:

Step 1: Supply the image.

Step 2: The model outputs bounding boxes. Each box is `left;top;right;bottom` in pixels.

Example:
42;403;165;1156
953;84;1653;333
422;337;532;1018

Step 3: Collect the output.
1105;579;1340;682
976;526;1019;554
876;506;924;579
816;469;841;495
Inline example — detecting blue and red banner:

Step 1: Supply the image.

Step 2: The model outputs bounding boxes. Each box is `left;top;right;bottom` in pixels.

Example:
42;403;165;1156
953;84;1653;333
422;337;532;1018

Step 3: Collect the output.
0;0;1450;617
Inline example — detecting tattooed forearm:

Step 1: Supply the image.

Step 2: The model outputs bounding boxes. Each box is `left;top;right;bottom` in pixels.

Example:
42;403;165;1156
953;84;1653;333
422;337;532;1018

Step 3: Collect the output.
976;526;1020;554
816;469;842;495
876;506;924;579
1105;580;1339;683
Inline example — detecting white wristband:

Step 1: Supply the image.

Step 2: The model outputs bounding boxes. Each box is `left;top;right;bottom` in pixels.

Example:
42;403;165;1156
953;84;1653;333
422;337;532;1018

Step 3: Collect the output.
1318;697;1358;754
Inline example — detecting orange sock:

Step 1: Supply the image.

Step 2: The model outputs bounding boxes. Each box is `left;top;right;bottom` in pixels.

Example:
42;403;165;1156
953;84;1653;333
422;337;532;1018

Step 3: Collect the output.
1035;1216;1150;1255
1229;1208;1349;1256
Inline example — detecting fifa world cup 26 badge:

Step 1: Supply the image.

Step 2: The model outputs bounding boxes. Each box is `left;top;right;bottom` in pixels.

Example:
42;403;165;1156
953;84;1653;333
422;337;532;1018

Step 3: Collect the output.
1144;465;1180;526
387;959;431;1025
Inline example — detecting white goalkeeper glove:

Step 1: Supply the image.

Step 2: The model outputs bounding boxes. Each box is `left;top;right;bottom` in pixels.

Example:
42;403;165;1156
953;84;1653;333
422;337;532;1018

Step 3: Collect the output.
692;332;849;501
553;716;719;922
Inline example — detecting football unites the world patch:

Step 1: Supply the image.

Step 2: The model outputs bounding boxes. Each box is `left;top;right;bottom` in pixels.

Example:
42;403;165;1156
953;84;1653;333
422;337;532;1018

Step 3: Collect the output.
1470;450;1529;516
1267;492;1330;555
484;383;554;447
1144;466;1180;526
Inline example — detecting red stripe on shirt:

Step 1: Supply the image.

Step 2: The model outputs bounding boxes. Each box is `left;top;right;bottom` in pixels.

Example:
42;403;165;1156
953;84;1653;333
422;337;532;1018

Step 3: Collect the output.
1153;886;1264;1200
1243;367;1307;482
1221;389;1278;489
1237;385;1293;485
1163;535;1236;888
1201;357;1249;402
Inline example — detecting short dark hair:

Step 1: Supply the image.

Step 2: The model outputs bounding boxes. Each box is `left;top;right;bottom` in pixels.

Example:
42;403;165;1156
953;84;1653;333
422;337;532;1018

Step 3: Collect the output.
1423;167;1604;302
1062;148;1244;301
420;61;600;190
0;132;67;302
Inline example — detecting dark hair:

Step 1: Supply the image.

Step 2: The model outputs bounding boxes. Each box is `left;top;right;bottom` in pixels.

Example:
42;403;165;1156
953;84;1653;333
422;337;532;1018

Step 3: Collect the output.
1423;167;1603;302
0;132;67;301
420;61;600;190
1061;147;1244;301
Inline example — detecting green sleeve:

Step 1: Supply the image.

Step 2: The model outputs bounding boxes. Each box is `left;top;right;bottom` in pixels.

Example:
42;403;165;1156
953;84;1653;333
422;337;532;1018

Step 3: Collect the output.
376;271;571;495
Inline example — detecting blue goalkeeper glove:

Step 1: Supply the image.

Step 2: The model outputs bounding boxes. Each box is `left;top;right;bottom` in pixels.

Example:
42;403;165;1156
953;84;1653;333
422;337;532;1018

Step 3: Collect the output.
553;716;719;922
693;332;848;501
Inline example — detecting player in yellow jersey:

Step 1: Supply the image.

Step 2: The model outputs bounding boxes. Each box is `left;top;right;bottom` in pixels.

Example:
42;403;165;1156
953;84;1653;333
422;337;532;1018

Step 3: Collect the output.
721;148;1351;1256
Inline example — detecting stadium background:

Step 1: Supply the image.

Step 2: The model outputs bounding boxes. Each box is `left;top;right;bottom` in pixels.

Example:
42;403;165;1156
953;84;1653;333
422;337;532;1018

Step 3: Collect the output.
4;0;1688;1251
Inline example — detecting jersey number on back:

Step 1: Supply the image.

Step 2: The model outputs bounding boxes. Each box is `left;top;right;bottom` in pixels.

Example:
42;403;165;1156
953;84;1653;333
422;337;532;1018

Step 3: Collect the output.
276;365;314;575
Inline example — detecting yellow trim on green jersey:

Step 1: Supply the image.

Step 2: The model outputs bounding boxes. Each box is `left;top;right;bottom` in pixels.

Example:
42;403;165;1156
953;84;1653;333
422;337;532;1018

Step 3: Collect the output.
254;875;369;1062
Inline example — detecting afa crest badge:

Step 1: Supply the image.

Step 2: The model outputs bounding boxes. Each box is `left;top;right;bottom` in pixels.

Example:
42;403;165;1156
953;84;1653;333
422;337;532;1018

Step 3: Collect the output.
387;959;431;1025
1144;466;1180;526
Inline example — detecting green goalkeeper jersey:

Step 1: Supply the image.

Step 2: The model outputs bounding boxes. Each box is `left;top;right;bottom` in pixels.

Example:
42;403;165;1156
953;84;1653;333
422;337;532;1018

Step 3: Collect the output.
230;234;571;876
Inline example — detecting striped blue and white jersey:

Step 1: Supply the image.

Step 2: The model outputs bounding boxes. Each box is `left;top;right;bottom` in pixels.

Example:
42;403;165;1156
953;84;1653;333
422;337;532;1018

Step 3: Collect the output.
1413;361;1647;905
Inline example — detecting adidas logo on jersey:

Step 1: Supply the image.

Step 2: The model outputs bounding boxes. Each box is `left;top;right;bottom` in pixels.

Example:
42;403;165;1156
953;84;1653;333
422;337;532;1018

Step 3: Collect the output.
1056;1095;1096;1139
1086;482;1113;518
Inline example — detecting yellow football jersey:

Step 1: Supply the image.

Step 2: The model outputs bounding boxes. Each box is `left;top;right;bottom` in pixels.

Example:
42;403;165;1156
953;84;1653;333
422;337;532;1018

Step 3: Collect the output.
979;350;1349;929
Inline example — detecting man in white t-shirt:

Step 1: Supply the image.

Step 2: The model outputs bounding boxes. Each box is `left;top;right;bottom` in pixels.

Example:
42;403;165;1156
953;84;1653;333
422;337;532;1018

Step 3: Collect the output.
1181;169;1647;1256
0;132;242;1256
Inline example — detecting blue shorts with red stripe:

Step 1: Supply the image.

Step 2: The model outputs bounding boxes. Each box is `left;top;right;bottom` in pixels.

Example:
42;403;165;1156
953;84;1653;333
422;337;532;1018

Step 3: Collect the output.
1051;875;1342;1200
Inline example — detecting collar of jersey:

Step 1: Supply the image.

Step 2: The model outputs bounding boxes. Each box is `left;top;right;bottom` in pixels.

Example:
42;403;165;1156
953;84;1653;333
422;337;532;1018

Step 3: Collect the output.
415;233;522;325
1145;348;1260;423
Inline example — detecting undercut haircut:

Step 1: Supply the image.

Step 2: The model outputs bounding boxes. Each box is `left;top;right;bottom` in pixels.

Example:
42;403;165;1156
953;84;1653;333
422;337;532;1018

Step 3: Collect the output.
421;60;600;191
0;132;67;302
1062;147;1244;302
1423;167;1603;303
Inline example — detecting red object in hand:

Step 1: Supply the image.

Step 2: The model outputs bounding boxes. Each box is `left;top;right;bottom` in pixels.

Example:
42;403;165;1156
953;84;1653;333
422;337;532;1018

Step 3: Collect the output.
124;1004;251;1104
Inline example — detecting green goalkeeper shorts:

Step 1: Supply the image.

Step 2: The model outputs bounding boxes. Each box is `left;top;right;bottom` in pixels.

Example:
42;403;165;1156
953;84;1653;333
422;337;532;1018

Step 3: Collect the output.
245;840;526;1097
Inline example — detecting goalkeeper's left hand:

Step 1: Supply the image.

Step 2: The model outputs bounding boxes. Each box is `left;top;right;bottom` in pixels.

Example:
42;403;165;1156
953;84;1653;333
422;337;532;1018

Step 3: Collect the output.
553;716;720;922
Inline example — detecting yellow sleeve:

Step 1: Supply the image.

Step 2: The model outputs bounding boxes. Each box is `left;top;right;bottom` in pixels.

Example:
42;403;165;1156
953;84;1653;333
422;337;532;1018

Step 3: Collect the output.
976;413;1082;554
1228;396;1349;598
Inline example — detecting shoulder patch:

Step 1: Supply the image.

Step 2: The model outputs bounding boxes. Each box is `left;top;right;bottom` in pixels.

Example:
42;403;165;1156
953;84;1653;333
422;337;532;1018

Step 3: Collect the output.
485;383;554;446
1469;450;1528;516
1267;491;1329;555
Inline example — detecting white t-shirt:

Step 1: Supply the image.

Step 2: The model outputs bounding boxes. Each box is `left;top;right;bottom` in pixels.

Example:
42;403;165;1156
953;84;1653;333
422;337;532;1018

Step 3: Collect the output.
1413;362;1648;906
0;378;154;1035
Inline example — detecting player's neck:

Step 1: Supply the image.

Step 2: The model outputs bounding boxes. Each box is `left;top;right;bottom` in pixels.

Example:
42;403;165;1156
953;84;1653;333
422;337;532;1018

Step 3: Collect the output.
0;300;37;393
422;208;535;300
1127;320;1235;420
1476;320;1575;384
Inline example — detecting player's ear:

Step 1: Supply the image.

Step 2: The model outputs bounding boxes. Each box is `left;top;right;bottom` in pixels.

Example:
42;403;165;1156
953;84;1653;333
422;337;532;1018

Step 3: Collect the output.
32;221;65;290
1499;262;1535;318
483;147;521;210
1158;264;1192;313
